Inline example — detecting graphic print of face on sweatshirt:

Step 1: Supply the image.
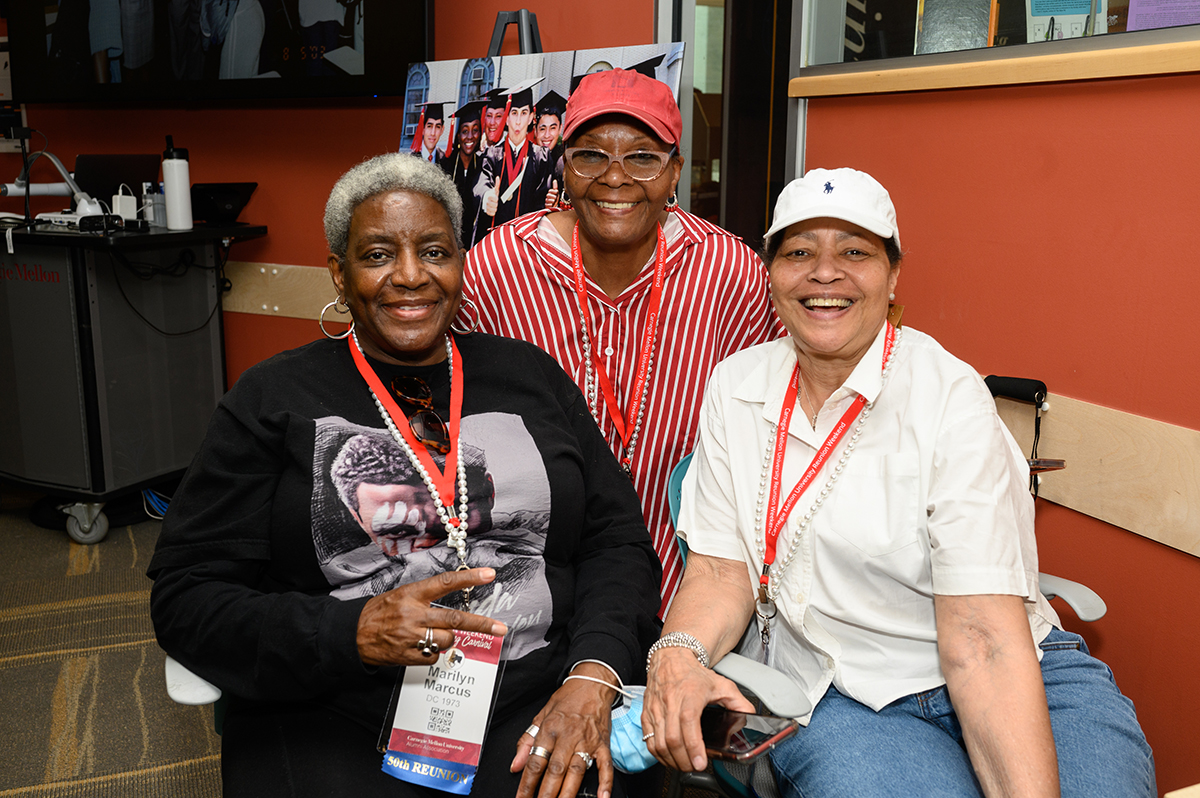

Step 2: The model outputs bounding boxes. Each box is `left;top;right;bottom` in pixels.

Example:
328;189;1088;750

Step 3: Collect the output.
312;412;553;660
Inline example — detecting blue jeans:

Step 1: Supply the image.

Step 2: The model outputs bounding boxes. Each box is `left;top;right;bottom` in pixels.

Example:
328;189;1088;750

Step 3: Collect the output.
769;629;1155;797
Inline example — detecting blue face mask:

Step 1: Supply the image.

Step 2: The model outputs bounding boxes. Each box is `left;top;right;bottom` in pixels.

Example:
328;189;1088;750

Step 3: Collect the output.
609;686;657;773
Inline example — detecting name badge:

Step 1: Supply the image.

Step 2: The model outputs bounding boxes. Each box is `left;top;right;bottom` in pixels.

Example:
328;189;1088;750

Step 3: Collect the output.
380;630;506;794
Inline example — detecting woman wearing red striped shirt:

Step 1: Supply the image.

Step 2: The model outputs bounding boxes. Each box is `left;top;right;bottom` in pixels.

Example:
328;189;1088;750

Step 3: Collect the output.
465;69;781;614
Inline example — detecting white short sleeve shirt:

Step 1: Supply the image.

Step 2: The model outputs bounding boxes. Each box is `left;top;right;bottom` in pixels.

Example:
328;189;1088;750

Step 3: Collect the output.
680;324;1059;721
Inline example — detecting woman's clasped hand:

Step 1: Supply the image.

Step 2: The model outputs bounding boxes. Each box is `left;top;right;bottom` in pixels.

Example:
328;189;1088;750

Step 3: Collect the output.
641;646;753;773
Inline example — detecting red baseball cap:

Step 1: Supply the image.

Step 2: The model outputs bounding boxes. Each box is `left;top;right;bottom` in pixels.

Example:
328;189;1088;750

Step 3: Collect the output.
562;68;682;146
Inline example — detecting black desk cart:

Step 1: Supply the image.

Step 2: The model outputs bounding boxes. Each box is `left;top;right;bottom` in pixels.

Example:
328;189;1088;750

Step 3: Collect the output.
0;222;266;541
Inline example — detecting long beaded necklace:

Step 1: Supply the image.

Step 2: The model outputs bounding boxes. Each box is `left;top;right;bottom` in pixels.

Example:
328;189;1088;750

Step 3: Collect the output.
571;222;667;477
754;325;902;649
348;332;474;608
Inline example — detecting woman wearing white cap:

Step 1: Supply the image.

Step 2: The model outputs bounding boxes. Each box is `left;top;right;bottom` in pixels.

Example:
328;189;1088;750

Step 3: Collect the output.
641;168;1153;796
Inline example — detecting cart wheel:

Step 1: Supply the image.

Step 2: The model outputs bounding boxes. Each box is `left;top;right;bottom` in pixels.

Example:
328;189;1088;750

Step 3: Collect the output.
67;512;110;544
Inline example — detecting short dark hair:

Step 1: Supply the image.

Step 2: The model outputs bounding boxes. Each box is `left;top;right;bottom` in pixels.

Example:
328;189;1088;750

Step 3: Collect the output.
331;434;493;515
331;433;417;515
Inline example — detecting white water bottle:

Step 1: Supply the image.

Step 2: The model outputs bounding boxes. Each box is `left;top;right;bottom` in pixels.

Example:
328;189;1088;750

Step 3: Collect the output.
162;135;193;231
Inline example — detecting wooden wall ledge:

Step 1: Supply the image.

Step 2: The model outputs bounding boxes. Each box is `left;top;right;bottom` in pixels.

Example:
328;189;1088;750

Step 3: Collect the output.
224;260;332;320
997;396;1200;558
789;35;1200;98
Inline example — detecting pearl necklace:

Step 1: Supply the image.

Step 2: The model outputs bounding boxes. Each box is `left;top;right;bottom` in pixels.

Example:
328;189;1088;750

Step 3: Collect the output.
356;333;471;572
568;220;667;477
580;331;656;475
754;327;903;603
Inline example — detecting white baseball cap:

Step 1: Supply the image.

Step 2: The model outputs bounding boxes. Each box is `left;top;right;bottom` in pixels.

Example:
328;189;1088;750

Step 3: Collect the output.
764;167;900;250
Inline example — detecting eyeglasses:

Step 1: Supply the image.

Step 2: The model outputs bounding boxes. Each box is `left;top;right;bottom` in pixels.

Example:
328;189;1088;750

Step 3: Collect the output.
390;376;450;454
564;146;677;182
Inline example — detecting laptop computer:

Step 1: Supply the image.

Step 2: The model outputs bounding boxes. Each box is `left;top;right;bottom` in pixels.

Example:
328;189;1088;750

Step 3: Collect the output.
71;153;161;210
190;182;257;224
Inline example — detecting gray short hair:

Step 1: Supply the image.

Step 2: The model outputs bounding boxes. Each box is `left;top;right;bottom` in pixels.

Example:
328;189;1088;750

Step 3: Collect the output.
324;153;464;260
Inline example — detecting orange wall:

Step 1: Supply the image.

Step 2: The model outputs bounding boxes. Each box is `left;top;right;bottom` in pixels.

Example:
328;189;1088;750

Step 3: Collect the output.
0;0;654;384
806;73;1200;794
435;2;655;59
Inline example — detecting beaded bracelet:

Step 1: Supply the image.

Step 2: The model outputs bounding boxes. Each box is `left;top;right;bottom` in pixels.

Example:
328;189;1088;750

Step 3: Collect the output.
646;631;710;671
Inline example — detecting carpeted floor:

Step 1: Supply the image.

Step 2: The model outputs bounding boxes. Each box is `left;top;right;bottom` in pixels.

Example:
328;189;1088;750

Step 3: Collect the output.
0;483;720;798
0;484;220;797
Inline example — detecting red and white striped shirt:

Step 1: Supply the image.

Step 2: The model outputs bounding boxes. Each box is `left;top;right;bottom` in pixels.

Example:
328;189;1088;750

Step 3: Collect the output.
465;208;783;614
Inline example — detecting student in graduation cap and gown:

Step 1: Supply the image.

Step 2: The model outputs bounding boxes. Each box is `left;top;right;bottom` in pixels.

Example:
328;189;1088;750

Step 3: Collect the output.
480;88;509;150
535;89;567;188
440;99;488;249
474;79;561;234
406;101;446;164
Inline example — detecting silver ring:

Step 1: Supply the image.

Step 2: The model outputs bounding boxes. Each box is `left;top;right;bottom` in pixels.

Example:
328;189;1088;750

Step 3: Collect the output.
574;751;594;769
641;731;655;741
525;724;540;738
417;627;439;657
529;746;552;759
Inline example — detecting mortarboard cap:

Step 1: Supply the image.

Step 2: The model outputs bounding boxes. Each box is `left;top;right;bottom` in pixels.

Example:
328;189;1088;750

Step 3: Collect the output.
453;99;486;123
483;88;508;109
535;90;567;119
416;101;449;120
501;76;546;109
627;54;665;79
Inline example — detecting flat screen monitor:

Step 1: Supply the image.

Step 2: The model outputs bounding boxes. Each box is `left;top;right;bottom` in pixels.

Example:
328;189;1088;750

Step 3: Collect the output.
6;0;430;103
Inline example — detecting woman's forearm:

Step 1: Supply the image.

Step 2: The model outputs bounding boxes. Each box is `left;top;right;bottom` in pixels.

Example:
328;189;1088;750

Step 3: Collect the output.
660;551;756;662
935;593;1060;798
643;551;758;772
151;559;370;700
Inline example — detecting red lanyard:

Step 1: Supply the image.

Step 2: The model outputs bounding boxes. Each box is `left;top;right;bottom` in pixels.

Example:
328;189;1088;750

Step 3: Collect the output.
759;323;896;598
570;222;667;447
347;336;465;519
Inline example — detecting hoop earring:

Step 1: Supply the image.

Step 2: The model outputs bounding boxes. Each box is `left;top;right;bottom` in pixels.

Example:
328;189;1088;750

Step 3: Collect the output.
450;295;480;335
559;191;573;210
319;296;354;340
664;193;679;212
